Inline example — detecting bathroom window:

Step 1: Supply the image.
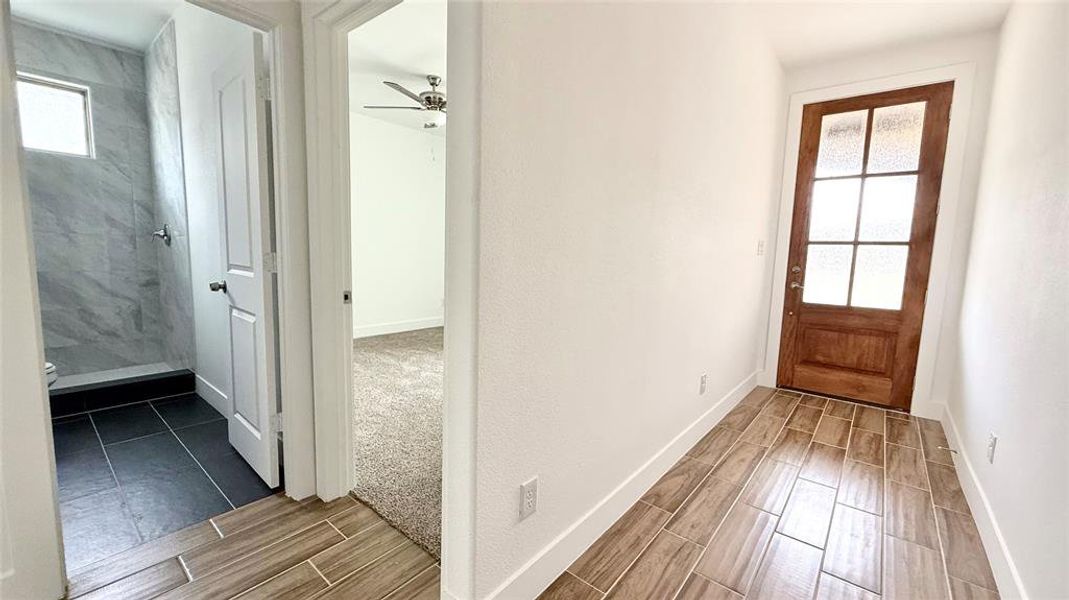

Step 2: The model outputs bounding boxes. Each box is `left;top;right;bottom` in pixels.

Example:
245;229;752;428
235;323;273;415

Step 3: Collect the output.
16;74;93;157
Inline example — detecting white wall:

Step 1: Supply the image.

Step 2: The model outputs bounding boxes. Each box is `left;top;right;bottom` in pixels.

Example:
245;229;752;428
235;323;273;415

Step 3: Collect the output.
349;112;445;338
942;4;1068;598
173;3;255;414
457;4;786;597
0;4;65;595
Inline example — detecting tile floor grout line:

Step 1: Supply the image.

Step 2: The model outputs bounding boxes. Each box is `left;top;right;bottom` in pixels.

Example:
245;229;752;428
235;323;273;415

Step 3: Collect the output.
920;417;957;600
847;405;884;596
305;522;409;573
886;470;938;496
188;514;346;585
208;518;224;539
689;571;737;597
381;564;439;600
177;554;194;583
166;416;229;434
380;561;439;600
791;392;869;595
748;393;829;594
804;393;837;595
306;559;331;585
98;428;178;449
563;569;607;596
52;392;199;421
794;399;884;597
664;391;799;600
880;408;890;596
228;559;327;597
85;412;146;546
311;537;417;594
326;520;348;540
734;394;812;595
148;403;237;511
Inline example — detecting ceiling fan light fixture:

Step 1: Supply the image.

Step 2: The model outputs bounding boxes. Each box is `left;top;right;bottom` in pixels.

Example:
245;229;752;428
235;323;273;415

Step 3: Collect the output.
424;109;447;129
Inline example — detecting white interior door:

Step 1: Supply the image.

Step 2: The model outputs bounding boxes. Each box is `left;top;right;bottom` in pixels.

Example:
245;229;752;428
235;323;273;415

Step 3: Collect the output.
211;34;279;487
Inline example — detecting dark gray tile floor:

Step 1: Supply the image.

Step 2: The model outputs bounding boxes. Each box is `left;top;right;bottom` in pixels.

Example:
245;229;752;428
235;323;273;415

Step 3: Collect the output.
52;393;275;572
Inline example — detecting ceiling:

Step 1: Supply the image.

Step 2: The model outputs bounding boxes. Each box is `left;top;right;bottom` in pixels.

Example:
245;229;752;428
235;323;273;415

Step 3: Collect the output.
750;1;1011;67
348;0;446;135
10;0;181;51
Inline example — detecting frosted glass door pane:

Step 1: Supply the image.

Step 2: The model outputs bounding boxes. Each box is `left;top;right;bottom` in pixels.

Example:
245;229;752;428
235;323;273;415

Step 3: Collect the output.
803;245;853;306
809;179;861;241
815;110;867;178
859;175;917;241
867;102;926;173
851;245;908;309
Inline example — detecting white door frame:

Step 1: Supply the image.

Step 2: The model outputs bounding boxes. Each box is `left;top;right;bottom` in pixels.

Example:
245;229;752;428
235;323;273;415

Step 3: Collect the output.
760;63;980;419
300;0;398;504
0;1;66;596
1;0;317;591
189;0;317;499
301;1;480;597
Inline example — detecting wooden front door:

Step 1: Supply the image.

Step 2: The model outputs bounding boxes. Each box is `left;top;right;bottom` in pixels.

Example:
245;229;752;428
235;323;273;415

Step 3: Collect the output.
777;82;953;410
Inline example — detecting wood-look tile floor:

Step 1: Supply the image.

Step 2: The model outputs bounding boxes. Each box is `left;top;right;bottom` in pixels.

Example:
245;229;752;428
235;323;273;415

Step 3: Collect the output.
542;387;999;600
65;492;439;600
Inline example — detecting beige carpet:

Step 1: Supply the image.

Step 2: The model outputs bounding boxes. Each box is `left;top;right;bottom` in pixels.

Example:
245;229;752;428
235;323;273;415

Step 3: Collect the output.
351;327;442;556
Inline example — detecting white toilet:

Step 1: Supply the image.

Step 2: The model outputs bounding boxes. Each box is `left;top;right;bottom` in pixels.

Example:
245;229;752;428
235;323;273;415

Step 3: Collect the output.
45;362;58;387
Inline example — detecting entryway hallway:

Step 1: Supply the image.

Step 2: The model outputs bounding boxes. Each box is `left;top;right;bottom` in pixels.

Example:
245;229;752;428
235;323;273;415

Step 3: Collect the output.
541;387;997;599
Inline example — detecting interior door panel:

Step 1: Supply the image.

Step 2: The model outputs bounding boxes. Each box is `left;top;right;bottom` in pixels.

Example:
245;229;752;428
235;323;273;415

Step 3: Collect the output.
211;33;280;486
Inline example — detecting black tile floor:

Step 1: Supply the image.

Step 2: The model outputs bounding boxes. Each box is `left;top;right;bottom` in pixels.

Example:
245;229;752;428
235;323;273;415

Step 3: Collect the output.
52;393;276;572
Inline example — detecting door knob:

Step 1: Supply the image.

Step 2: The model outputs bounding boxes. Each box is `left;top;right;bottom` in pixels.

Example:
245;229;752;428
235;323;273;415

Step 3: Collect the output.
790;281;804;290
209;280;228;293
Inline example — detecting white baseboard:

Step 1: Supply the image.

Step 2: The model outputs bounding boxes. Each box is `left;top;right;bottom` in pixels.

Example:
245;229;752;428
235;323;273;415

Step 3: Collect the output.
486;371;762;600
352;317;444;339
195;374;229;417
941;407;1028;599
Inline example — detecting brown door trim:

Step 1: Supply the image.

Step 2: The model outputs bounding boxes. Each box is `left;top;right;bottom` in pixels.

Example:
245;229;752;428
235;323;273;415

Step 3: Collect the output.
777;82;954;410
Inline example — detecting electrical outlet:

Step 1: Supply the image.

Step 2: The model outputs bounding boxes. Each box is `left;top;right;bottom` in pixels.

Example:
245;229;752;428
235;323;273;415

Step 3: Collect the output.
757;240;766;256
699;373;708;395
987;432;998;464
520;477;538;520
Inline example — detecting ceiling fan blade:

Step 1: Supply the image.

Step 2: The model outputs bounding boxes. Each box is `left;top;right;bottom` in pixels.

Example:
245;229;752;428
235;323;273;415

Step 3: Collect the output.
383;81;425;105
363;105;424;110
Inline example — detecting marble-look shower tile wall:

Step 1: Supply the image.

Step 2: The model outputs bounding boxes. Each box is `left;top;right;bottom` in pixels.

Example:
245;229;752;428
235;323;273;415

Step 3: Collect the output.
14;21;165;376
146;21;195;370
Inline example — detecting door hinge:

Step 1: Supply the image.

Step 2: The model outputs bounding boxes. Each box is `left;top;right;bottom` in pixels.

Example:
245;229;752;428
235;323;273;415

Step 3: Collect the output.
263;252;278;272
272;412;283;433
256;73;272;101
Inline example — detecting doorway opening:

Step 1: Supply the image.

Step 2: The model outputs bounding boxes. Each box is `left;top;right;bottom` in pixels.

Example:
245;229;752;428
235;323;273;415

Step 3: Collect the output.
346;0;447;558
11;0;284;576
776;82;953;410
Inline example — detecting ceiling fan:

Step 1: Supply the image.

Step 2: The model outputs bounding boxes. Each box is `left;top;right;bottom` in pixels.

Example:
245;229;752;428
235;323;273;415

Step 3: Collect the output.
364;74;447;129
